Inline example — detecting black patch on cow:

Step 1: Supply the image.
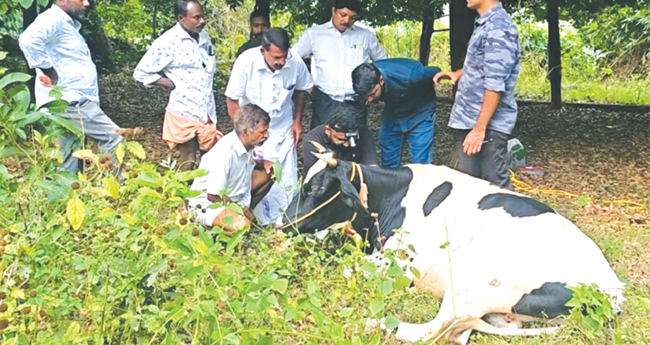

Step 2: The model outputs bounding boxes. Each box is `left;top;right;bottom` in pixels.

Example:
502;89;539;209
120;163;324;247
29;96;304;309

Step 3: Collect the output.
423;182;453;217
511;282;572;319
478;193;555;217
352;166;413;253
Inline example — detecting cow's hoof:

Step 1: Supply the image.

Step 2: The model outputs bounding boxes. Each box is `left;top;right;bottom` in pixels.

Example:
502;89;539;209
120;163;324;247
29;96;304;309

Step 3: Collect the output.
394;322;426;342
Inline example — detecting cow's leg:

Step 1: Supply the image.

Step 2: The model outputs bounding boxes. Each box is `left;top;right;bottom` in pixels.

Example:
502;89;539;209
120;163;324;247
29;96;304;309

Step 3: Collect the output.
395;286;472;344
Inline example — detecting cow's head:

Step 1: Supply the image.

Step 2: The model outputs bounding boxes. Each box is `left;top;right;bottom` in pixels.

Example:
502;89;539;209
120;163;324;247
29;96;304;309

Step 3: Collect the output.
282;155;369;233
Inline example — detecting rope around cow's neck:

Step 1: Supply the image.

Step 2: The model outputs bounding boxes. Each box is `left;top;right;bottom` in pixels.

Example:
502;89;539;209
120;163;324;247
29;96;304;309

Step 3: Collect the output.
279;162;367;233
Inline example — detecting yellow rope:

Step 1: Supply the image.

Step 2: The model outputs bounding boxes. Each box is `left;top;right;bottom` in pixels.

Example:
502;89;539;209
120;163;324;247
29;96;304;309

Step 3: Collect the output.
510;171;647;210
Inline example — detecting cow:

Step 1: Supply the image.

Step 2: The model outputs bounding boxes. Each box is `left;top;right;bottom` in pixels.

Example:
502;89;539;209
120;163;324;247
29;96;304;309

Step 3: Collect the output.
281;156;625;344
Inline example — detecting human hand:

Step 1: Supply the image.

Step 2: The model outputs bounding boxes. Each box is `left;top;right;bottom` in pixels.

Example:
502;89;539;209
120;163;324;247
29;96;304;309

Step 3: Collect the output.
243;207;255;221
291;120;303;147
39;68;58;87
462;128;486;156
156;77;176;92
263;160;275;176
433;70;461;86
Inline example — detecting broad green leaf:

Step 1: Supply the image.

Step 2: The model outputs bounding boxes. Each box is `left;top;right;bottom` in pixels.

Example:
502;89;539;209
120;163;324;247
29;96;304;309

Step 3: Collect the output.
51;226;65;242
115;142;125;164
11;85;31;111
384;315;401;330
125;141;146;159
226;202;243;215
223;333;239;344
102;176;120;199
408;244;417;254
361;261;377;275
64;322;81;341
185;265;204;280
139;187;162;199
379;279;393;295
86;187;112;198
387;261;405;277
340;307;353;317
393;274;412;291
66;193;85;230
175;169;208;182
0;72;31;89
49;114;83;137
273;161;282;183
255;335;273;345
409;267;421;280
39;99;69;113
270;279;288;294
190;236;209;256
369;299;385;316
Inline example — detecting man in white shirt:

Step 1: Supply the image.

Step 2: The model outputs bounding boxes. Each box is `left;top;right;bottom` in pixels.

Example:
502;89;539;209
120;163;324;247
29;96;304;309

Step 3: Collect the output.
225;28;314;225
19;0;123;173
189;104;272;232
293;0;387;128
133;0;221;171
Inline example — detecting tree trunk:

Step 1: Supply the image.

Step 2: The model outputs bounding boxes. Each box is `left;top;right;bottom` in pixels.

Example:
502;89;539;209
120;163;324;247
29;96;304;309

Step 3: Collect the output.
419;9;434;66
152;0;158;38
547;0;562;108
449;0;476;94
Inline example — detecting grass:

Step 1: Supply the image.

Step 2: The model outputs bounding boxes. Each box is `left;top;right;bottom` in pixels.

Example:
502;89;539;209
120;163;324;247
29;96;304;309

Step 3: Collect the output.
375;19;650;105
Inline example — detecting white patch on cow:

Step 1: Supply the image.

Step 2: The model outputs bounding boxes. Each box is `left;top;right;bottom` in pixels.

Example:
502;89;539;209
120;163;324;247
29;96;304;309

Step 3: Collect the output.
304;152;334;184
361;164;625;343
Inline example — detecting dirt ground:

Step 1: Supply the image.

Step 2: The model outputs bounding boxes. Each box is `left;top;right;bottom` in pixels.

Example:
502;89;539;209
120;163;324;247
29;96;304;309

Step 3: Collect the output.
100;72;649;201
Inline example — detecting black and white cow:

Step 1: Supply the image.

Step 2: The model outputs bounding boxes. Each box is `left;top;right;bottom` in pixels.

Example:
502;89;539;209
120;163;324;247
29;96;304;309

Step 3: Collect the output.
282;158;624;344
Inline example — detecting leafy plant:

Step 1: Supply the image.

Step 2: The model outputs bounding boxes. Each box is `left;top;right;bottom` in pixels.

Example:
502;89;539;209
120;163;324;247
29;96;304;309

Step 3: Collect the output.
566;283;617;332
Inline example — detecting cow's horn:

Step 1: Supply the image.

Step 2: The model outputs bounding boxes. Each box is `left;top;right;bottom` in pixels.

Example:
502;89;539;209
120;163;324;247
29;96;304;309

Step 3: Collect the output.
323;157;337;167
309;140;327;154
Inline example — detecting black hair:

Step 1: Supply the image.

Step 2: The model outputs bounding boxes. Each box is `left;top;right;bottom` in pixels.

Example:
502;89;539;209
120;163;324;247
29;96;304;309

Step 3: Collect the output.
249;8;270;23
175;0;201;18
351;63;381;99
261;27;291;52
333;0;361;12
326;105;359;133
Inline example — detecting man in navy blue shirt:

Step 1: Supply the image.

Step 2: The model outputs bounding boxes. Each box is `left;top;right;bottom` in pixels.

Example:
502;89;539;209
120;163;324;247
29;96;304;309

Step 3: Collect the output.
352;59;440;167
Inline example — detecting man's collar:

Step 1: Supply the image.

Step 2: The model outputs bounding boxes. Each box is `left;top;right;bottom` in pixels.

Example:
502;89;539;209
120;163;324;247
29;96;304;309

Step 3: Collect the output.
172;22;209;45
233;134;249;156
326;19;357;32
253;48;293;72
475;2;503;26
52;5;81;29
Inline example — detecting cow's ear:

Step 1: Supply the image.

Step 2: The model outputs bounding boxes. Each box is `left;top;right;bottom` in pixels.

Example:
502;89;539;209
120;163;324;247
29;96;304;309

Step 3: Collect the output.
336;169;368;216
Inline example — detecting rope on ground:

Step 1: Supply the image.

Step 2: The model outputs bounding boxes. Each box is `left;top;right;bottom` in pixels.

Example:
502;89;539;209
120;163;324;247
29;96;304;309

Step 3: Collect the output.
509;171;647;211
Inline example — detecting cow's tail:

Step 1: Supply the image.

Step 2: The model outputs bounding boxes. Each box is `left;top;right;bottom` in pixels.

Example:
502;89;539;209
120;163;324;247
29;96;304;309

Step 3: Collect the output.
430;316;560;344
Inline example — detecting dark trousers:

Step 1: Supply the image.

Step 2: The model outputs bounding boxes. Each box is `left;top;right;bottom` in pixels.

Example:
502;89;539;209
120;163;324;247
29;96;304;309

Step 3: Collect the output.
310;88;367;129
453;128;513;190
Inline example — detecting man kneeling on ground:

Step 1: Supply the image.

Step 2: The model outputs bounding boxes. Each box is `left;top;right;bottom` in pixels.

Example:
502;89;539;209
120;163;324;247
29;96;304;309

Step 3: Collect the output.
302;105;378;173
188;104;274;231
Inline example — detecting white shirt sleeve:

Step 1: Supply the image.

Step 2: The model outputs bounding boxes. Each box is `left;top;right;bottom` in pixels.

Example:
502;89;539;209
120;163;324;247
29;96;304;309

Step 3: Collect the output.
294;58;314;92
292;29;312;58
19;15;57;70
133;38;173;86
224;55;249;100
205;152;230;197
368;33;388;61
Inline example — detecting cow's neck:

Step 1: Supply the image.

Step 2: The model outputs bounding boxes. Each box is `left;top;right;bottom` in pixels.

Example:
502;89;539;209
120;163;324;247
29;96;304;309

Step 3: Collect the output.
349;165;414;251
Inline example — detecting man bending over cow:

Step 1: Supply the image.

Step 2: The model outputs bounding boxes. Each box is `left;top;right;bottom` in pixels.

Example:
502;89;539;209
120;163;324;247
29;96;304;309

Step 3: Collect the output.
302;105;378;173
188;104;273;232
434;0;521;190
352;58;440;167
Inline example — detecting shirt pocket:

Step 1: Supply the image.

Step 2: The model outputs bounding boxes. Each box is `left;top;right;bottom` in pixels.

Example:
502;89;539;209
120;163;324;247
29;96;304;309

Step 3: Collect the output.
346;45;366;66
